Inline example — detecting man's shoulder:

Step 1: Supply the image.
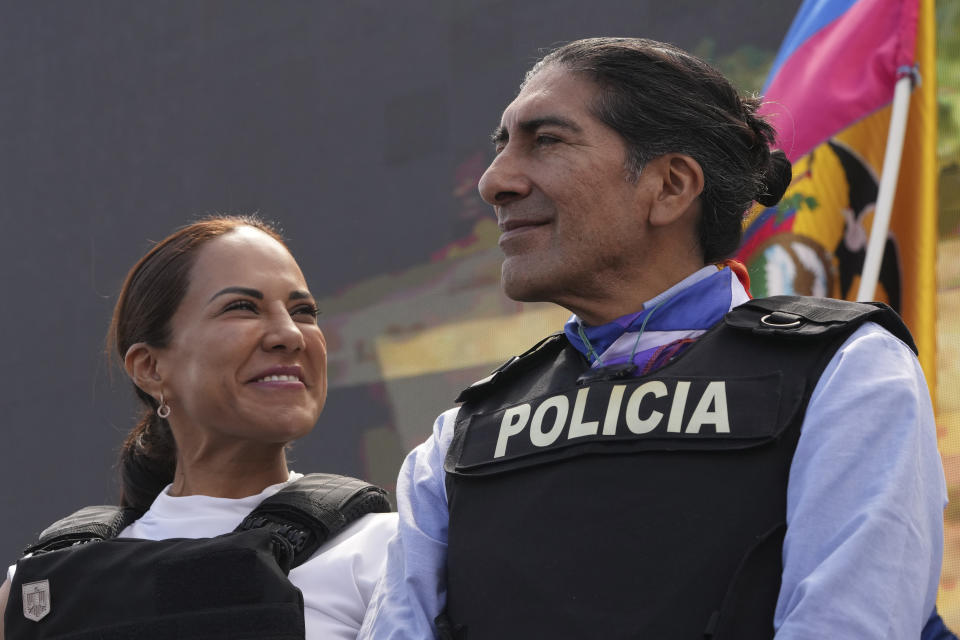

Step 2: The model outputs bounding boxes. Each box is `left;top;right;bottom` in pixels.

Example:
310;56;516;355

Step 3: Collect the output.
726;295;915;353
455;333;567;402
833;320;922;365
432;406;462;445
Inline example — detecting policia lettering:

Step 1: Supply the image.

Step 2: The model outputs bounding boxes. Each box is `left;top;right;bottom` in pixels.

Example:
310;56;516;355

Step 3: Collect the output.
458;373;781;471
494;379;730;458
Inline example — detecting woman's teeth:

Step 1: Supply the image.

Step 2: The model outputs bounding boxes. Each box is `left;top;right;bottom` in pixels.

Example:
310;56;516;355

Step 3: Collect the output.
257;374;299;382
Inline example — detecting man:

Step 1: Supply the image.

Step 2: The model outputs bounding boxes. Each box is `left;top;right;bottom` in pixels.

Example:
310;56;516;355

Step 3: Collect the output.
360;38;945;639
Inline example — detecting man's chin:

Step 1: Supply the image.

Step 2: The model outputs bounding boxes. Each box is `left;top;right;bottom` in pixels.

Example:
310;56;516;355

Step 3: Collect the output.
501;264;553;303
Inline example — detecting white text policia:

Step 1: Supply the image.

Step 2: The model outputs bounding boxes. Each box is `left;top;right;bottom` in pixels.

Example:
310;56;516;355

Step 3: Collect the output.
493;380;731;458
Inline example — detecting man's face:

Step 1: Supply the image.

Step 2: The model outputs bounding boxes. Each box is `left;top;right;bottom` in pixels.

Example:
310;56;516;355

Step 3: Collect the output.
478;64;656;311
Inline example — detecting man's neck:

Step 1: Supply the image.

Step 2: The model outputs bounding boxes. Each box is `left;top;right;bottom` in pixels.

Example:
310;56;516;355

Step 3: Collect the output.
570;265;715;327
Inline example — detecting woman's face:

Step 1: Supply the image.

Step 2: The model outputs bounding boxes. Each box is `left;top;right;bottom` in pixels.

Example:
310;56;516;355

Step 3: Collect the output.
155;226;327;447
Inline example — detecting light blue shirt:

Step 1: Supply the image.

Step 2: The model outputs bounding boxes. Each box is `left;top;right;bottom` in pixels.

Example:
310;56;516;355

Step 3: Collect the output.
360;268;946;639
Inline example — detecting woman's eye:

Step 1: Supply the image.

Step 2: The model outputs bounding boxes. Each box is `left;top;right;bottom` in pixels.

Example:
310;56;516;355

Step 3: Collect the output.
223;300;258;313
291;305;320;321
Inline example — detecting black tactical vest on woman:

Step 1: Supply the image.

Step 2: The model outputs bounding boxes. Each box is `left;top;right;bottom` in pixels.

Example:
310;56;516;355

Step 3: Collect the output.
441;297;915;640
6;474;390;640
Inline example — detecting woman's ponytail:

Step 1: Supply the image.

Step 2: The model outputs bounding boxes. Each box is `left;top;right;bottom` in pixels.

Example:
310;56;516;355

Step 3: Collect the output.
118;409;176;513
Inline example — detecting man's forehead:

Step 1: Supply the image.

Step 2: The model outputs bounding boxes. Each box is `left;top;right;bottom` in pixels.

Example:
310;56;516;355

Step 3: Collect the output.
498;66;597;129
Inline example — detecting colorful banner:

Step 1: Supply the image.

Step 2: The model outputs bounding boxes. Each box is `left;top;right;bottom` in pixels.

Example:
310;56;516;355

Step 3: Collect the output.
738;0;937;383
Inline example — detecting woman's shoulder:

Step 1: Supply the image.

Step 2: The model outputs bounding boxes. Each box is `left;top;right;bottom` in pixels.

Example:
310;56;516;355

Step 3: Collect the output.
348;511;399;540
291;511;396;578
315;511;398;557
289;511;397;630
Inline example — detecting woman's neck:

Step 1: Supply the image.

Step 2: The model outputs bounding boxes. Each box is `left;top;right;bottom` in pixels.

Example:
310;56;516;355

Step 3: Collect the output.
169;443;290;499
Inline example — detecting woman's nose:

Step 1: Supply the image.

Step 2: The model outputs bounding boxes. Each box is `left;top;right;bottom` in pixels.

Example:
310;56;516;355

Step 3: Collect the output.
262;306;306;352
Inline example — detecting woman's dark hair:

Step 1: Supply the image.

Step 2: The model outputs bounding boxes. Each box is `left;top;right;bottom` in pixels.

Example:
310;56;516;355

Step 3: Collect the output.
527;37;792;262
108;215;286;513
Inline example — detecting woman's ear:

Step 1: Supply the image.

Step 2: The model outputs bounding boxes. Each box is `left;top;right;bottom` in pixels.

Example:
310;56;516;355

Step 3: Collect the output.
124;342;163;396
645;153;705;228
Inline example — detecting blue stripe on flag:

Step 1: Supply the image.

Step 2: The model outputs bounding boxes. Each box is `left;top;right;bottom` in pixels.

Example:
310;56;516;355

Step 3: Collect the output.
764;0;859;90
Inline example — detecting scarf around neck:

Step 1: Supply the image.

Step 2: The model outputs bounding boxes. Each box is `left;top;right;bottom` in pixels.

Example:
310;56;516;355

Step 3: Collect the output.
564;266;749;374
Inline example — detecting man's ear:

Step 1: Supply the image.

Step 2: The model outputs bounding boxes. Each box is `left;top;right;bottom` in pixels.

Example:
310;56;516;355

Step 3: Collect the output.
124;342;163;396
645;153;705;228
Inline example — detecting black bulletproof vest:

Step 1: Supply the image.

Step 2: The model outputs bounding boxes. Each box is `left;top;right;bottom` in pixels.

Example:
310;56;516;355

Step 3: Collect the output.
442;296;915;640
5;474;390;640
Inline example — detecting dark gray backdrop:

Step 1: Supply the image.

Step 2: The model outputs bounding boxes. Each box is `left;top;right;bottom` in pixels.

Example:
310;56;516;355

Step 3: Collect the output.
0;0;799;564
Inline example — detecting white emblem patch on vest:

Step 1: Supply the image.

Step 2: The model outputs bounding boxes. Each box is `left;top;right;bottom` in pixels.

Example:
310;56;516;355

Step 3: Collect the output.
22;579;51;622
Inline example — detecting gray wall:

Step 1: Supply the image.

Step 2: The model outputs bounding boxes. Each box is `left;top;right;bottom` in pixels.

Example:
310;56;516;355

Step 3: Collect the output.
0;0;799;563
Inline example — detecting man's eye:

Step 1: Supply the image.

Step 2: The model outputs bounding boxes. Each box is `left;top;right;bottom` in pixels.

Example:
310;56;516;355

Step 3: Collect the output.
536;135;559;146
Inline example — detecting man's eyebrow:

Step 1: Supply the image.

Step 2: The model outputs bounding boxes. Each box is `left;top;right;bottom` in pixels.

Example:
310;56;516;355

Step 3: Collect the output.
490;116;583;145
209;286;263;302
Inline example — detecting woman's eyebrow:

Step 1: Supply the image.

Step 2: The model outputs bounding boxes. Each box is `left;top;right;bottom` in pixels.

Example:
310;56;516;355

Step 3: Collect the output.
207;287;313;303
208;286;263;302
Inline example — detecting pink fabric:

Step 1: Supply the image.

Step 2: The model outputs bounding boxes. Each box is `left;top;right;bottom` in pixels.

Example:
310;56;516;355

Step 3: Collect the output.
760;0;918;160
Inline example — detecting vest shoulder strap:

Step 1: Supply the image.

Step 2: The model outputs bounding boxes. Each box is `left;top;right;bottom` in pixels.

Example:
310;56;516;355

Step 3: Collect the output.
724;295;917;354
24;505;141;556
455;333;567;404
25;474;391;570
235;473;391;568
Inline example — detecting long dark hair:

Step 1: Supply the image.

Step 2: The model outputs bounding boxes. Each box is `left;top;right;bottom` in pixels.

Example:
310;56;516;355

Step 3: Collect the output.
528;38;792;262
108;215;285;513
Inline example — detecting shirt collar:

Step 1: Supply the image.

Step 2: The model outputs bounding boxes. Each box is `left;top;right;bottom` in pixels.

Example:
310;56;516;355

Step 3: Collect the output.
564;266;742;360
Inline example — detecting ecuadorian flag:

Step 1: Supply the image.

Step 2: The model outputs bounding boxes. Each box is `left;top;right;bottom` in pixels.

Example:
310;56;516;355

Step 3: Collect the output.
737;0;938;382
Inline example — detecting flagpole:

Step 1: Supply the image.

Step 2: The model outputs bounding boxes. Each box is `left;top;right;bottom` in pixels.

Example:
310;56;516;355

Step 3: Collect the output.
855;72;914;301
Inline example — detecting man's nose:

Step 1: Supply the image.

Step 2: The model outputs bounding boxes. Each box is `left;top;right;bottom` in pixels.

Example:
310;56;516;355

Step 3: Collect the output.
478;147;532;206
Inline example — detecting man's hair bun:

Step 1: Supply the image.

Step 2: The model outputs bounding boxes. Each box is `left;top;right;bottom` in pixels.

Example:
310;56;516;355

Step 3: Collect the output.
755;150;792;207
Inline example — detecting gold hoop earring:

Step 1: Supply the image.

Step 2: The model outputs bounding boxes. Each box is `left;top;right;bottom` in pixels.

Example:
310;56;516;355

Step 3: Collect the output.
157;392;171;419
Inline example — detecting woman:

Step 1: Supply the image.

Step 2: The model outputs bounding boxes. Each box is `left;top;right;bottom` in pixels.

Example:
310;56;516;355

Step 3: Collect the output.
1;215;396;639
